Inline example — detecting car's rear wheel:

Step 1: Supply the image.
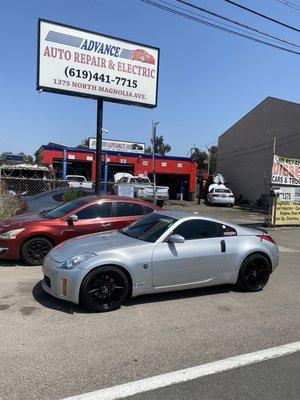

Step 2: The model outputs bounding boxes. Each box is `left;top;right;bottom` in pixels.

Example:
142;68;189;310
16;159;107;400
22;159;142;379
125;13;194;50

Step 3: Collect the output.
80;266;129;312
156;200;164;207
21;237;53;266
237;254;271;292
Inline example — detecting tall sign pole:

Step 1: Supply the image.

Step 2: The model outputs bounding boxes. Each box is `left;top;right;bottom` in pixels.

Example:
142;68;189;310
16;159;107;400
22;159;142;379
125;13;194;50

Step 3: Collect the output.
95;100;104;195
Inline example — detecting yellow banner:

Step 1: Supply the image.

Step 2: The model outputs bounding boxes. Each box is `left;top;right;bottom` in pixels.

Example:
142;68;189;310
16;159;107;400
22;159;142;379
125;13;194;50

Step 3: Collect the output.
272;201;300;225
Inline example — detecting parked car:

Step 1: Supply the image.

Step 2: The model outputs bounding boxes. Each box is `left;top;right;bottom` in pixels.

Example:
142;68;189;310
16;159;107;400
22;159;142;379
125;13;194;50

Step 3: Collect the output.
24;187;95;213
42;210;279;312
131;49;155;64
65;175;94;189
207;185;235;207
0;196;160;265
113;173;169;207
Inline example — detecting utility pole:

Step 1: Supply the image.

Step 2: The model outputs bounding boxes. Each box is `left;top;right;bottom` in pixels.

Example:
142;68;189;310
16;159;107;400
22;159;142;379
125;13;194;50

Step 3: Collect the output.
206;146;211;175
152;120;159;205
95;100;104;195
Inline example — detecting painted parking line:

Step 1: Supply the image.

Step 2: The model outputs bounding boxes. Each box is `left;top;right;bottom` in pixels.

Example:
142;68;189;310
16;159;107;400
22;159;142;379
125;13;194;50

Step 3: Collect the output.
62;341;300;400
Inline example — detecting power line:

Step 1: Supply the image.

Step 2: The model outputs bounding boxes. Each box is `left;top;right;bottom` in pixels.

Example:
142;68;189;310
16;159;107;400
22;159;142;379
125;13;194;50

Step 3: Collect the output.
141;0;300;55
177;0;300;48
217;132;300;157
217;136;300;159
277;0;300;12
157;0;300;48
224;0;300;32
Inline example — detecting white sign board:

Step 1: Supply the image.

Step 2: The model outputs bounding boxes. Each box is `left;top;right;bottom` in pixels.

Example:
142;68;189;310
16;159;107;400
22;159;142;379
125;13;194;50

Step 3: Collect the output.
115;184;134;198
37;19;159;108
88;138;145;153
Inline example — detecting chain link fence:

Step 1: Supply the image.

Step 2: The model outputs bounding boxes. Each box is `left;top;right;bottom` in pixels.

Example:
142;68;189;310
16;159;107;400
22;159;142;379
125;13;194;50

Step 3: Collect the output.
0;177;115;220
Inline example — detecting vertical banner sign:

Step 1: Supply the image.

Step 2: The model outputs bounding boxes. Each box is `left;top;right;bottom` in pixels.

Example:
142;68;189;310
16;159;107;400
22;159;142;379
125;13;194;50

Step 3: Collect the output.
271;154;300;186
37;19;159;108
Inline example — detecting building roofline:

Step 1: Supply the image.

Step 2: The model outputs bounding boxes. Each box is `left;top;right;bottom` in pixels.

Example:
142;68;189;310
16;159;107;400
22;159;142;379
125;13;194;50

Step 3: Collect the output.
38;144;193;162
218;96;300;140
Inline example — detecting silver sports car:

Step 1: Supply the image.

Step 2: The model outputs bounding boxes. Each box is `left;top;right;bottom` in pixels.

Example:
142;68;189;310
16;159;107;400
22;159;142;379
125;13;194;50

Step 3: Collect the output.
42;211;279;312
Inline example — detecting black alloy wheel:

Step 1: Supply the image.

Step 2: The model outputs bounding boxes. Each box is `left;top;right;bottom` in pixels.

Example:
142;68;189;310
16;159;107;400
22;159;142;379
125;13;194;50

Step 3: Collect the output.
237;254;271;292
81;266;129;312
21;237;53;266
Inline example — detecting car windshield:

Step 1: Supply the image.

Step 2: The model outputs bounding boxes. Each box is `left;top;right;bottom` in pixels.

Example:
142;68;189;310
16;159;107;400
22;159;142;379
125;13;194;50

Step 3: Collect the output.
121;213;176;242
130;178;150;184
215;188;231;193
42;198;86;219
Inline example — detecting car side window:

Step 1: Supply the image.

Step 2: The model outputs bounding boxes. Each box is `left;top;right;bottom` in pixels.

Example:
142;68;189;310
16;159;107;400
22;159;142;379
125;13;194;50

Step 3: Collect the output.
143;205;155;214
220;224;237;237
173;219;220;240
115;202;144;217
76;202;112;220
52;192;64;202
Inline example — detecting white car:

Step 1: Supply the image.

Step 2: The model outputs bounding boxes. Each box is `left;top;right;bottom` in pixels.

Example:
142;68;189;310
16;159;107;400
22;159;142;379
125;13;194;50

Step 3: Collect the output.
65;175;93;189
207;186;235;206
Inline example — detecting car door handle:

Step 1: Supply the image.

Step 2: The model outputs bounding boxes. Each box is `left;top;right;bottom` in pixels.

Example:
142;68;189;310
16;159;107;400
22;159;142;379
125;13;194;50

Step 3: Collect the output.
220;240;226;253
101;223;112;228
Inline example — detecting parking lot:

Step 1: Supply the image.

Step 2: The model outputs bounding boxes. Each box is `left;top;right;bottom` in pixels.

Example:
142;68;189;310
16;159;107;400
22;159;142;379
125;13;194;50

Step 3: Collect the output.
0;204;299;400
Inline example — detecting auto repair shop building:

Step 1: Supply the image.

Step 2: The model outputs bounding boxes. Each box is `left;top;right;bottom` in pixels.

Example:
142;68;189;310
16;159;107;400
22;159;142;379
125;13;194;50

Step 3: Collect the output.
217;97;300;202
35;140;197;200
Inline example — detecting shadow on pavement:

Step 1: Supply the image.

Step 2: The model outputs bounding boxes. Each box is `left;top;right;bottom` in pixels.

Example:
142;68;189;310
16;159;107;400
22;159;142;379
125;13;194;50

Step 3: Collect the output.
32;281;90;314
123;284;236;308
33;280;238;314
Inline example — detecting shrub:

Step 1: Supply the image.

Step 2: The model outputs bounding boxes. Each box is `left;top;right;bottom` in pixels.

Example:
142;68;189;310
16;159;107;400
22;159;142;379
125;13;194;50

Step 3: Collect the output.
0;182;23;220
62;188;85;203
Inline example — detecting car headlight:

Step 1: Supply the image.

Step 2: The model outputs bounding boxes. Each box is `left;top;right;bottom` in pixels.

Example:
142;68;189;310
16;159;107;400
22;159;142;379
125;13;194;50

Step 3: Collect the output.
59;253;96;269
0;228;25;240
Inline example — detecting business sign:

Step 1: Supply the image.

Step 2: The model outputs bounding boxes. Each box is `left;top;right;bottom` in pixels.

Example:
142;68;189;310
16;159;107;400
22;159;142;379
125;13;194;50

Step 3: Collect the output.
37;19;159;107
272;186;300;226
88;138;145;154
271;154;300;186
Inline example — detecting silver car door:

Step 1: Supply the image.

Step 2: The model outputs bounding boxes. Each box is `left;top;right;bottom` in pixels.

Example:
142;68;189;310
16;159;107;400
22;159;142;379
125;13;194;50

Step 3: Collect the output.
152;219;225;287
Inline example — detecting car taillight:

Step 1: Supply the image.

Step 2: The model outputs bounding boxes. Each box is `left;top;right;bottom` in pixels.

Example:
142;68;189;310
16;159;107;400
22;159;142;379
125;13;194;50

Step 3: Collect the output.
257;234;276;244
229;194;234;197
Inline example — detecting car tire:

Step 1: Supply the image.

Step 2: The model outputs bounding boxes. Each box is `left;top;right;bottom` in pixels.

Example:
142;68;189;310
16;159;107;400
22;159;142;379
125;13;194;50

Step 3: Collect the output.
80;266;129;312
21;237;53;266
156;200;164;207
237;254;271;292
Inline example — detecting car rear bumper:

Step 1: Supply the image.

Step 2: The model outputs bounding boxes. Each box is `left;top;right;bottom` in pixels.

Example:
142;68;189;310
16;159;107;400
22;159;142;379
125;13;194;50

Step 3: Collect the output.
42;256;87;304
210;197;235;205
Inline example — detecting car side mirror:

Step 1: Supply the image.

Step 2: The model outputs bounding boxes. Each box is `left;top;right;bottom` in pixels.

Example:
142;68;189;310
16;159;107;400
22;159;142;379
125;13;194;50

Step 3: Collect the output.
169;234;185;244
67;214;78;225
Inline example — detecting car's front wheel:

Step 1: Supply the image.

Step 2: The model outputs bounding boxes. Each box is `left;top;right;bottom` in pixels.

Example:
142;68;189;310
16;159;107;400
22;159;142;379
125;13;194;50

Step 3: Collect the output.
80;266;129;312
237;254;271;292
21;237;53;265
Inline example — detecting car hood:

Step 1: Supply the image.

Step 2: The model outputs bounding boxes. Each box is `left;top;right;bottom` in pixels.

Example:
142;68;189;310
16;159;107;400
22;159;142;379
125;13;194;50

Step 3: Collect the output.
48;230;142;263
0;213;45;230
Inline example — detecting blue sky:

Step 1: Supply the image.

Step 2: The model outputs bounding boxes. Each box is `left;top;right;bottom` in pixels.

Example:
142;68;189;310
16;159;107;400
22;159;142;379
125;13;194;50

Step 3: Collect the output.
1;0;300;157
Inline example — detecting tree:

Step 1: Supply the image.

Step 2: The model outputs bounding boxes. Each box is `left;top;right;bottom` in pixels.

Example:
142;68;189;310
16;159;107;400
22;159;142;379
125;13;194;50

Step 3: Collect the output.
78;138;89;148
145;135;171;156
191;148;209;169
208;145;218;175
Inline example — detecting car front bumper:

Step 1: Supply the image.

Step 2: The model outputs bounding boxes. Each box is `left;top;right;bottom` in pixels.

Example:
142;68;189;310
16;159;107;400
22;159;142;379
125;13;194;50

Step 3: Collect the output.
0;239;21;260
42;256;87;304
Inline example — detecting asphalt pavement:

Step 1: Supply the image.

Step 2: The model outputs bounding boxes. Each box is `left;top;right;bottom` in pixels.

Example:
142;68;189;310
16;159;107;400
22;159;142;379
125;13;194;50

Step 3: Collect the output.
0;205;299;400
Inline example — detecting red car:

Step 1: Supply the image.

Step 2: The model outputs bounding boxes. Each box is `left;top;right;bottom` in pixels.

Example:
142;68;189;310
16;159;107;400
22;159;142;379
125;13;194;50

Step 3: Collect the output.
0;196;160;265
131;49;155;64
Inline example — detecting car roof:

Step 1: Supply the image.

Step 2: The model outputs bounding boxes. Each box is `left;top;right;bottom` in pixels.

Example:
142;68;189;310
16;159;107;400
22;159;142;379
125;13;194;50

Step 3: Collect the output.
156;210;234;225
81;195;160;207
